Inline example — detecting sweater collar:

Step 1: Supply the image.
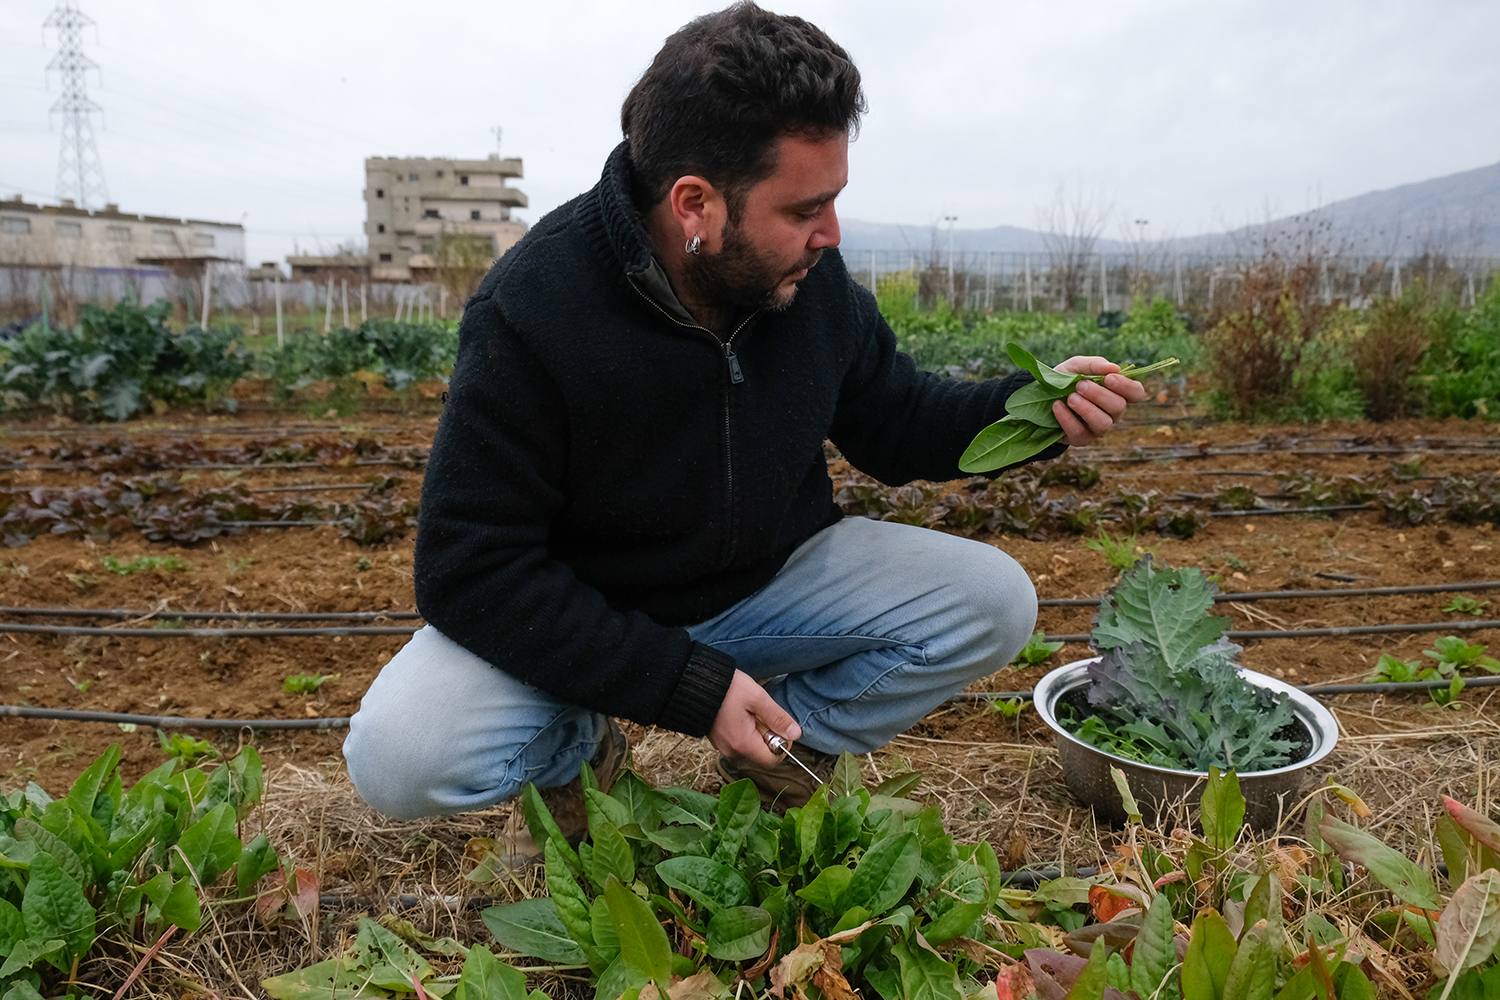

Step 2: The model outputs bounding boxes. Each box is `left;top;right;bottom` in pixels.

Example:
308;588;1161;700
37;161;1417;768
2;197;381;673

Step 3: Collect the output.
598;142;699;327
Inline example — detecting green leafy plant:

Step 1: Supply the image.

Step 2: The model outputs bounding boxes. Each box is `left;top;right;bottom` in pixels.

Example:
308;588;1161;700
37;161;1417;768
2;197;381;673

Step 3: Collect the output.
1010;631;1064;667
99;554;190;575
958;344;1178;473
1061;559;1299;772
264;917;552;1000
222;556;255;574
260;320;458;395
0;744;278;999
474;755;1043;1000
1366;638;1497;707
1368;652;1423;684
157;732;219;763
1426;636;1500;675
1443;595;1492;616
283;673;339;695
0;299;252;420
1083;526;1155;575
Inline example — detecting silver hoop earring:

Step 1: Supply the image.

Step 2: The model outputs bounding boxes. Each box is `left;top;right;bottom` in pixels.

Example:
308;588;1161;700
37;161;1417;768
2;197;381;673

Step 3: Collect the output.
685;235;701;256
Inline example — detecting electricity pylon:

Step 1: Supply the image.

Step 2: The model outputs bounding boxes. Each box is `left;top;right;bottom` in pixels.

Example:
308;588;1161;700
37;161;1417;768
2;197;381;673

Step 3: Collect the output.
43;1;109;208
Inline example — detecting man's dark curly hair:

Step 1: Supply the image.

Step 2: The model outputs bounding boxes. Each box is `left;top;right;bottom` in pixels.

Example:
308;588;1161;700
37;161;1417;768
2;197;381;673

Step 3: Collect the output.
621;2;865;216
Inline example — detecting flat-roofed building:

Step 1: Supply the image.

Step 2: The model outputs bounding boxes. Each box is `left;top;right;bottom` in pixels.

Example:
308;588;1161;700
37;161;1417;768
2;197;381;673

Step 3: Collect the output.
0;196;244;271
286;254;370;280
364;154;527;282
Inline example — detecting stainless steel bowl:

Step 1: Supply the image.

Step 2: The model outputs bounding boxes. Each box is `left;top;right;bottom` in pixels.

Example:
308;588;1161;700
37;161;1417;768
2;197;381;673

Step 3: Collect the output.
1033;658;1340;830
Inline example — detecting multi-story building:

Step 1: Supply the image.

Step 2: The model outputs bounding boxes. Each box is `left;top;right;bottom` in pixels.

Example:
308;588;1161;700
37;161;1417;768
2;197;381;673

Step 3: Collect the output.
363;155;527;282
0;195;245;271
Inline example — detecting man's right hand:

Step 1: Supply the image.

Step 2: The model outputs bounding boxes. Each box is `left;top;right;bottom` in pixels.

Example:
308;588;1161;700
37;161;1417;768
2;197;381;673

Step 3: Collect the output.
709;669;801;766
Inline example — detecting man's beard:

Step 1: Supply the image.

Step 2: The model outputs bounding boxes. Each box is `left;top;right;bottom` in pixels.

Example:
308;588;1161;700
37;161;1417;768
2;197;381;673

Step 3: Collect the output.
688;219;823;313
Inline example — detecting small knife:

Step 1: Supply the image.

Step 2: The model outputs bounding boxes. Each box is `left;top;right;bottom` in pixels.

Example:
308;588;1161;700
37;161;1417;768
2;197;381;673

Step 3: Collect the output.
763;731;823;783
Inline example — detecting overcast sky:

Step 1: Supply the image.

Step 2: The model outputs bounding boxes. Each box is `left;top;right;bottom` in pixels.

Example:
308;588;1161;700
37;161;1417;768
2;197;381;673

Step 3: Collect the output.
4;0;1497;267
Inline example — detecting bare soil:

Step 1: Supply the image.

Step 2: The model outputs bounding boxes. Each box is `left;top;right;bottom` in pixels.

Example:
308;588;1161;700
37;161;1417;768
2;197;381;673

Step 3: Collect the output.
2;407;1497;869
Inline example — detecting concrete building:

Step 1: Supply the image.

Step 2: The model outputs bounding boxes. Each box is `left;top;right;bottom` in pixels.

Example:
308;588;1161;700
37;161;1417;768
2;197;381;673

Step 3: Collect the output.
286;254;369;280
0;195;244;272
363;154;527;282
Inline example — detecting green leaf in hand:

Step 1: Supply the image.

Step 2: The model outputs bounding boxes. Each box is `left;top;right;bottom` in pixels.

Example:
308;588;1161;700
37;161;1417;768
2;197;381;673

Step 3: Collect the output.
958;418;1064;474
1007;344;1080;392
1002;380;1066;428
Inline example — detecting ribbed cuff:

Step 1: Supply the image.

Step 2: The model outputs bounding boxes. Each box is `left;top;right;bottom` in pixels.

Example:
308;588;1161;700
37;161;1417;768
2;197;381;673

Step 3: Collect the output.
659;642;737;738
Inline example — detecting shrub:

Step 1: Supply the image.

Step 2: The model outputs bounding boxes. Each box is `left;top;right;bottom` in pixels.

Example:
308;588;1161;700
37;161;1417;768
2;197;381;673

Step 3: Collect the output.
1205;254;1331;420
1416;278;1500;419
1349;291;1437;420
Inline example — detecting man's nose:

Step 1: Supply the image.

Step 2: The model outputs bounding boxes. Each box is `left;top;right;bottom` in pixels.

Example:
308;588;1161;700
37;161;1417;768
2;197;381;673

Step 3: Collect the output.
811;204;840;250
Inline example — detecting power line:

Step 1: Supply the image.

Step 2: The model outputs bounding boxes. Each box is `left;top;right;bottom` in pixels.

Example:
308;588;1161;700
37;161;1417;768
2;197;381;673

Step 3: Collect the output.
42;0;108;208
95;42;388;151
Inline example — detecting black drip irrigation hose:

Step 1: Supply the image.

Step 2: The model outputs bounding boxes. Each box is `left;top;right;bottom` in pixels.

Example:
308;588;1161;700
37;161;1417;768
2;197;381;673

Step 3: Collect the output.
0;605;423;621
1038;579;1500;607
0;423;403;437
4;580;1492;626
956;674;1500;703
8;672;1500;734
248;483;385;493
0;459;425;473
0;622;417;637
1040;618;1500;644
0;705;350;729
5;618;1497;642
1209;504;1375;517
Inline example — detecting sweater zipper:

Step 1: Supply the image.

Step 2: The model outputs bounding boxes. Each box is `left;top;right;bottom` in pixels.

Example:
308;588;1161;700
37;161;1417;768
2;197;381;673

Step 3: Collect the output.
626;277;755;383
627;276;757;566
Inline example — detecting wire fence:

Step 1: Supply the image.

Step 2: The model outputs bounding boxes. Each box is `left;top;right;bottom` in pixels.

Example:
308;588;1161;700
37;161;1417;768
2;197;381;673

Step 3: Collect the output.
0;264;443;329
6;246;1497;327
842;248;1499;313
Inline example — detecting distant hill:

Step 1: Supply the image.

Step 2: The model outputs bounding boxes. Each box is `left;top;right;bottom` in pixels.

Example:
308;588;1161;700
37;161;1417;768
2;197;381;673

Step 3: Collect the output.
1170;159;1500;257
837;218;1127;257
842;158;1500;259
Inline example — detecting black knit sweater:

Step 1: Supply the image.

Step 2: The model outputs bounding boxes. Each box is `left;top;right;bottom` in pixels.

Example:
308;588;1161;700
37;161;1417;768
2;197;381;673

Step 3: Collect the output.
413;143;1063;738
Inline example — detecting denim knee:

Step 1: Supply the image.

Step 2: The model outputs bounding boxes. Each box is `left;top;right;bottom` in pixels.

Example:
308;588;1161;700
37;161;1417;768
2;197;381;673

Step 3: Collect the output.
949;542;1038;673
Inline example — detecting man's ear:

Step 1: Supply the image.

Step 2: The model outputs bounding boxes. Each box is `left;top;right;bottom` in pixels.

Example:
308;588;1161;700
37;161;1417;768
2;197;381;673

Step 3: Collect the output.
667;175;728;253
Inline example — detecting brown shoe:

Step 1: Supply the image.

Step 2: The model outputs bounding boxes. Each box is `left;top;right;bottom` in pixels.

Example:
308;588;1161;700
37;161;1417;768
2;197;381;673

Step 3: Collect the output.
499;718;629;869
718;743;838;812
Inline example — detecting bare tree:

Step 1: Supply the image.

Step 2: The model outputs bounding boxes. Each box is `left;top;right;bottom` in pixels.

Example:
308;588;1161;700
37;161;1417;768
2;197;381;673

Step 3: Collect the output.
1117;217;1174;301
1037;180;1110;311
432;229;496;310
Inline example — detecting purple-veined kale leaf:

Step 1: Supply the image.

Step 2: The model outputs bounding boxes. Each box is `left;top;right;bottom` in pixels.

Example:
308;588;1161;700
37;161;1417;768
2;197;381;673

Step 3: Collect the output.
1071;559;1298;772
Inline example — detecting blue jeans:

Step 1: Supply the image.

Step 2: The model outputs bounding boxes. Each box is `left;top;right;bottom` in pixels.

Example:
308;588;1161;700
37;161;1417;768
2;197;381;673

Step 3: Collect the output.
343;517;1037;819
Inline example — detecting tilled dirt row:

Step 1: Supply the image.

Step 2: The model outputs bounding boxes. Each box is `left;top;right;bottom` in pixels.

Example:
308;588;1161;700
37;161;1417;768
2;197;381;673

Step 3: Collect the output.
2;411;1497;811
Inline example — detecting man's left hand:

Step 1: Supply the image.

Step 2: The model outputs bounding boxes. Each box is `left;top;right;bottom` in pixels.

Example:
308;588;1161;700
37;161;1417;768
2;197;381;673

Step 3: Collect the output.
1050;356;1148;447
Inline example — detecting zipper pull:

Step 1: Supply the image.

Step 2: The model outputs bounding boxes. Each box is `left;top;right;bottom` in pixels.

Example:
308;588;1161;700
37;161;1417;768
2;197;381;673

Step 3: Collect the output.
723;343;744;384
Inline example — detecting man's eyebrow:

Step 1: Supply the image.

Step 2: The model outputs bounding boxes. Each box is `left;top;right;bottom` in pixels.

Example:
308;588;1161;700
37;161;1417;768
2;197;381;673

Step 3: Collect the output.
789;188;843;208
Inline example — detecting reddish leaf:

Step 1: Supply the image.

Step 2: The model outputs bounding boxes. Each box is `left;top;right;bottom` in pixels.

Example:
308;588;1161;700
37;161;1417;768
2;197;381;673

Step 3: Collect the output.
289;868;320;921
254;868;288;926
1442;796;1500;854
1089;886;1135;923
